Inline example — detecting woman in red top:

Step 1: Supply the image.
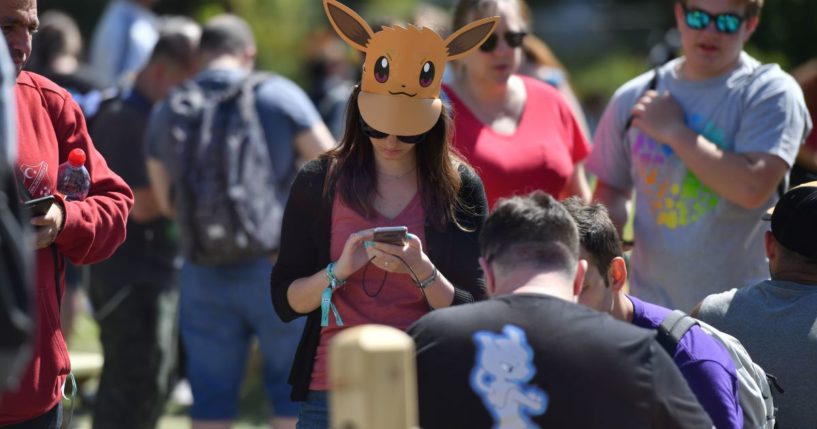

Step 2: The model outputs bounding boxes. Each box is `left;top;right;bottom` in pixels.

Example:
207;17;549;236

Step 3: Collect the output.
444;0;591;208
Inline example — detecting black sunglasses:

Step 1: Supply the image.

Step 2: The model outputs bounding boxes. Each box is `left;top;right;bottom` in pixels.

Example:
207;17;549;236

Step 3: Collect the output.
479;31;527;53
359;116;430;144
683;6;745;34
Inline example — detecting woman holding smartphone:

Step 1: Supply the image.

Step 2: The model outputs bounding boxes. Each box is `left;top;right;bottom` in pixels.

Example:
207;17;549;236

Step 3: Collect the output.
271;1;495;427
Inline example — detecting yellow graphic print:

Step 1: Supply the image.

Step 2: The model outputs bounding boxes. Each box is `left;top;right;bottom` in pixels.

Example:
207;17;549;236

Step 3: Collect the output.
634;117;724;229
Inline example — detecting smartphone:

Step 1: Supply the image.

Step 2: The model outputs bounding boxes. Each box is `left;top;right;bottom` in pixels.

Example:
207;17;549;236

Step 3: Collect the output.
372;226;408;246
24;195;56;217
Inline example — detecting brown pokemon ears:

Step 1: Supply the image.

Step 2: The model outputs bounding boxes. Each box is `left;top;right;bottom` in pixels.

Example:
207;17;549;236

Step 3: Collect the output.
323;0;373;52
324;0;498;136
324;0;497;61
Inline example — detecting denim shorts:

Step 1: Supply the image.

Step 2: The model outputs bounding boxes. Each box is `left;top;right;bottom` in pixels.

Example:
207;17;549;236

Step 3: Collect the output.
179;257;305;420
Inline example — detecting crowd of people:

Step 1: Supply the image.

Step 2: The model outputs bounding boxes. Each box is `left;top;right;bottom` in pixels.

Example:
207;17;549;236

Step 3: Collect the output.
0;0;815;428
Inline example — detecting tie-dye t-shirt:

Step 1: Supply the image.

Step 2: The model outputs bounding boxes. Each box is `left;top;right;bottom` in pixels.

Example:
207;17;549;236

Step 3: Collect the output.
587;52;811;311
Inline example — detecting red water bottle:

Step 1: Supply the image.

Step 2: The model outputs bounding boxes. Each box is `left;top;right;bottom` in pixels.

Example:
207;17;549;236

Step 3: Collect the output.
57;148;90;201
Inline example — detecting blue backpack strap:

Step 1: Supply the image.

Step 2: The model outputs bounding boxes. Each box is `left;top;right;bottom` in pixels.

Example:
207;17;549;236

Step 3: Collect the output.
656;309;699;356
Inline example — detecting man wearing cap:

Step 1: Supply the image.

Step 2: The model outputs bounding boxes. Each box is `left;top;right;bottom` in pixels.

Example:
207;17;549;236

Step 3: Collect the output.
694;181;817;428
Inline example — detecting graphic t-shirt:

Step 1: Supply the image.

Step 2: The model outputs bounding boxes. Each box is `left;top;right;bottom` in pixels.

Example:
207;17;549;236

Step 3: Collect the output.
587;52;810;310
408;294;713;429
629;296;742;428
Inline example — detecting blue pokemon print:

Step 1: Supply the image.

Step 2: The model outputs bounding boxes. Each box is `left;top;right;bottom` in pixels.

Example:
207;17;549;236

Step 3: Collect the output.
470;325;548;429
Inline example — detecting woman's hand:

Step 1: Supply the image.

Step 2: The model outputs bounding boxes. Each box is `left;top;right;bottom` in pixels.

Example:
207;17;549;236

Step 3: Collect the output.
333;229;376;280
365;232;434;281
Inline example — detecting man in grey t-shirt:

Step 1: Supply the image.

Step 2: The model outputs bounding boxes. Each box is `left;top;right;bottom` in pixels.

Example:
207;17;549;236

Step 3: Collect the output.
587;0;811;311
694;181;817;428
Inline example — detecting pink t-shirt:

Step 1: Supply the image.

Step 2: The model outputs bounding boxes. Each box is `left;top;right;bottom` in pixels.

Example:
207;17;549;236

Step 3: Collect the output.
309;192;429;390
444;75;590;208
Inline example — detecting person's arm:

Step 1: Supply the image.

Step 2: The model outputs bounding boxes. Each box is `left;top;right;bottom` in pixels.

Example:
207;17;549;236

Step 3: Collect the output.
143;101;176;218
146;158;174;218
631;88;801;209
796;144;817;173
593;181;631;236
560;163;591;202
679;359;744;429
648;340;716;428
53;97;133;264
444;165;489;304
293;122;335;164
271;160;330;321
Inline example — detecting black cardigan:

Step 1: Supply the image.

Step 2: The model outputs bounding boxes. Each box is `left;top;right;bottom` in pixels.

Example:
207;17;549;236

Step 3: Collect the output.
271;157;488;401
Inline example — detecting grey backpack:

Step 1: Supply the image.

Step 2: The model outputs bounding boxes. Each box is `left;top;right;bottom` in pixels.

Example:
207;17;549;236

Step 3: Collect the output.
168;73;283;266
658;310;780;429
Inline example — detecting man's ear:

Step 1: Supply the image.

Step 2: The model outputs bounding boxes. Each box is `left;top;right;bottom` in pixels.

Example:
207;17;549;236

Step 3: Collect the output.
572;259;588;300
479;256;495;297
743;15;760;42
764;230;776;262
673;2;685;30
607;256;628;293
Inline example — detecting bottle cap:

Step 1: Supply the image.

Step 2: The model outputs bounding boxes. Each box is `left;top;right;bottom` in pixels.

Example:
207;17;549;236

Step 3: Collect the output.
67;148;86;167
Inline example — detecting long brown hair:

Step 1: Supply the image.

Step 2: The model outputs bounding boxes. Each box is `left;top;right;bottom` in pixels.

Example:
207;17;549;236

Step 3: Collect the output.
323;86;469;231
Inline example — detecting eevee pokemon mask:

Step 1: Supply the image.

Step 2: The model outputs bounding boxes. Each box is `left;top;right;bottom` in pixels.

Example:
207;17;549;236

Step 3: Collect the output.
324;0;498;136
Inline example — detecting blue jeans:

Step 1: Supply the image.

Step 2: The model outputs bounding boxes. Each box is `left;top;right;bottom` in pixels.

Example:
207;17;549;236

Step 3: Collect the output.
180;257;304;420
297;391;329;429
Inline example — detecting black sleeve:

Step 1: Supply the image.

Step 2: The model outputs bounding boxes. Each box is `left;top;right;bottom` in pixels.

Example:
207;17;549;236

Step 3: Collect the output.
648;339;715;428
271;159;328;322
449;165;488;304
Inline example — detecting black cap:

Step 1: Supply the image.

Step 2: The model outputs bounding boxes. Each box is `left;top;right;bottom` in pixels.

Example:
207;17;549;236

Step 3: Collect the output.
763;181;817;259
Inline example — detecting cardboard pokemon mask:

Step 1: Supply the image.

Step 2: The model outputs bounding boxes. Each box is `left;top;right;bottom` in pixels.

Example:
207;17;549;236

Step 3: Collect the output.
324;0;498;137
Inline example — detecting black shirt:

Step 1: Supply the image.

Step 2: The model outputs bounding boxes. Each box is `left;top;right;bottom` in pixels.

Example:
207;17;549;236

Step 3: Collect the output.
408;294;714;429
90;87;178;283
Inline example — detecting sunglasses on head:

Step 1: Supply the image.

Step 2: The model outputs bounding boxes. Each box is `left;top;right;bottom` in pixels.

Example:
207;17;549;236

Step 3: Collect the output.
683;6;745;34
359;116;430;144
479;31;527;53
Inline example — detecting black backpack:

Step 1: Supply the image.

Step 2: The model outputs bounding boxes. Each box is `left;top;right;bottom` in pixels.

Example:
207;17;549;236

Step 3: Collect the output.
167;73;284;266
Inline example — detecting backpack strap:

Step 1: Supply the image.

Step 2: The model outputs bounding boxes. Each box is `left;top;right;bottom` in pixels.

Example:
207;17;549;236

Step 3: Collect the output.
656;309;699;356
623;66;661;132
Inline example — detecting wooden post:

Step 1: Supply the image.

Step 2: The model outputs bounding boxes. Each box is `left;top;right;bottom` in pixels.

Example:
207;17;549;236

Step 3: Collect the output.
329;324;418;429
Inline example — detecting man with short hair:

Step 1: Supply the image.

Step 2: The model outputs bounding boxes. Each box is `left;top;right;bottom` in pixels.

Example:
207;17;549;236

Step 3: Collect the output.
0;0;133;426
695;181;817;427
408;192;712;429
88;21;201;429
145;14;334;429
562;197;742;429
587;0;811;311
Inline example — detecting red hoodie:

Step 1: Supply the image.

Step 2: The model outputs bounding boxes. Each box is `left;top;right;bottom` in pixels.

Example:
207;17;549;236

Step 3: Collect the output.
0;72;133;425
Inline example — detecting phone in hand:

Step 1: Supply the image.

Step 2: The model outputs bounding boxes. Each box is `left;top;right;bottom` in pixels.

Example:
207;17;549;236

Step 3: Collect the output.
372;226;408;246
24;195;56;217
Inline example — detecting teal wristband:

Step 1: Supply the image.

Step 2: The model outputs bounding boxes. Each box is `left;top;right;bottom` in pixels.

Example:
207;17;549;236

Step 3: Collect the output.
326;262;346;290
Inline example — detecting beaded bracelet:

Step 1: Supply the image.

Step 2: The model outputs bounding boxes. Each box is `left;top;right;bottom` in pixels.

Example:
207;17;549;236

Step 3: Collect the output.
416;265;438;289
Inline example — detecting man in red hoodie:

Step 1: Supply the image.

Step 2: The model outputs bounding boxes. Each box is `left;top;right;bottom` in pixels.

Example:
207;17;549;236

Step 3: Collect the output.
0;0;133;427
